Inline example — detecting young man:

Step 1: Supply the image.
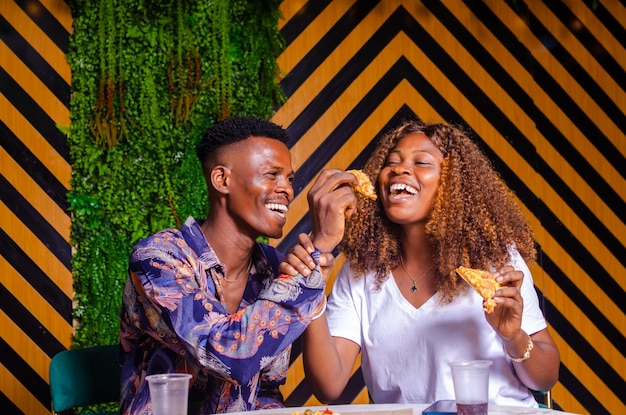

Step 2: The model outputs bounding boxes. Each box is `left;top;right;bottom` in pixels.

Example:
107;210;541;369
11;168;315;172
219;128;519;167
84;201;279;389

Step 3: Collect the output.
119;117;356;414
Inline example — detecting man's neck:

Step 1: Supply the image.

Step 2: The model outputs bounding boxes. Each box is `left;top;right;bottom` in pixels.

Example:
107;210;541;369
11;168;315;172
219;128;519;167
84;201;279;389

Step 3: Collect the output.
200;212;256;275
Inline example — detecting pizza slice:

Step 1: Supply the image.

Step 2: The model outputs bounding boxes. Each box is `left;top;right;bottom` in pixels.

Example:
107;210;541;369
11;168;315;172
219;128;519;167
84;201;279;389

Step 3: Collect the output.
347;169;377;200
456;266;501;313
291;409;340;415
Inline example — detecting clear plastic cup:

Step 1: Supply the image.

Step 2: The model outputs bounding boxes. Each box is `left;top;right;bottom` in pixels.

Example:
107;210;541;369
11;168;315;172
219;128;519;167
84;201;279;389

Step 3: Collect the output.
146;373;192;415
449;360;492;415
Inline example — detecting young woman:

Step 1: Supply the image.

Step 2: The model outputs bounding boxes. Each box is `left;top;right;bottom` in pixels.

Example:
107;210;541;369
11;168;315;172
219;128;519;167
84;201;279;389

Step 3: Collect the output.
282;120;560;407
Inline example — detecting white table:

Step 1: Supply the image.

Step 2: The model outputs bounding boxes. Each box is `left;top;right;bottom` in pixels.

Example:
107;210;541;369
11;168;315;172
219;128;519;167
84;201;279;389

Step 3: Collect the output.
225;403;580;414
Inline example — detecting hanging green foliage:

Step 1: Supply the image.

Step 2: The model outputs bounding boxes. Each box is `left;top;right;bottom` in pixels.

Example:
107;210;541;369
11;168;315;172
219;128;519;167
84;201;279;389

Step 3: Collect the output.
66;0;285;365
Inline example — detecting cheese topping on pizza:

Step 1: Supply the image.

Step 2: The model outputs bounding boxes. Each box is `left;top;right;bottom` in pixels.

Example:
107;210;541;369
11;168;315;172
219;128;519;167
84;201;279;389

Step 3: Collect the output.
291;409;340;415
456;266;501;313
347;169;377;200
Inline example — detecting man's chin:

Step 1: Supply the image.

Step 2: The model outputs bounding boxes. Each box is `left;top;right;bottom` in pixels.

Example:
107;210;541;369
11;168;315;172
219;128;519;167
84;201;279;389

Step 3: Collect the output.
266;230;283;240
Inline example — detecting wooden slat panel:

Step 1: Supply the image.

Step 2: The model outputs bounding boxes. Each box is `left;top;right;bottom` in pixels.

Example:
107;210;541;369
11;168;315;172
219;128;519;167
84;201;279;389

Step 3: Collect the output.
561;2;626;69
528;1;626;98
278;0;356;74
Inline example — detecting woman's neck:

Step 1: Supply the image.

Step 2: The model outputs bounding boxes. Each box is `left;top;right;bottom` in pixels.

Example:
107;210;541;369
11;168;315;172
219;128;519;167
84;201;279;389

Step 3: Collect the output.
400;226;433;263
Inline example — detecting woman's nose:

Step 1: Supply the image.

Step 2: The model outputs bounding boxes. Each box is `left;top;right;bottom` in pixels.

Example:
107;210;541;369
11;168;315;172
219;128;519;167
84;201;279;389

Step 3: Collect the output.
391;163;410;175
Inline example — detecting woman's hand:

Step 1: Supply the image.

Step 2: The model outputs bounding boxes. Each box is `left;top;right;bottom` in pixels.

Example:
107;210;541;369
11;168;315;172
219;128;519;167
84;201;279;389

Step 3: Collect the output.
485;266;524;341
486;266;560;391
279;233;336;281
307;169;357;253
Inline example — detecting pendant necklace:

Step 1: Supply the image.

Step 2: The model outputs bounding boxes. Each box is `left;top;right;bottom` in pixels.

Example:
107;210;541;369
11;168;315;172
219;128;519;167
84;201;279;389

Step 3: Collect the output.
400;256;434;292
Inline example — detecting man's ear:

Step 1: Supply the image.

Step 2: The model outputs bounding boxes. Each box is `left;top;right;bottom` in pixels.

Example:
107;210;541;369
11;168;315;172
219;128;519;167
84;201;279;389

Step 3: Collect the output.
210;166;231;194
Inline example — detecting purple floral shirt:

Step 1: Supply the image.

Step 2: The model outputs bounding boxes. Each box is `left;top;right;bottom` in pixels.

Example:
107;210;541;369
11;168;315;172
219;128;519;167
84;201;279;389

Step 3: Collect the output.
120;217;325;414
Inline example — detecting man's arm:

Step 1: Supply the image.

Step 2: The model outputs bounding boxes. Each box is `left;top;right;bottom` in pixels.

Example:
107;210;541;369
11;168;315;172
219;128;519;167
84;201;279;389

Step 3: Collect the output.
129;234;326;386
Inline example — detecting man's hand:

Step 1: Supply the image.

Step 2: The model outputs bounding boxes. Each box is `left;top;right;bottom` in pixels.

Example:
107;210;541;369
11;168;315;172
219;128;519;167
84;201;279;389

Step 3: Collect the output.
307;169;357;253
279;233;336;281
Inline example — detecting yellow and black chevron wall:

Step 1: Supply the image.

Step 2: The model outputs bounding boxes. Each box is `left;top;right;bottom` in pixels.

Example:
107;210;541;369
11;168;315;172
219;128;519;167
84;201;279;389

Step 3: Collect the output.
0;1;624;414
1;0;73;414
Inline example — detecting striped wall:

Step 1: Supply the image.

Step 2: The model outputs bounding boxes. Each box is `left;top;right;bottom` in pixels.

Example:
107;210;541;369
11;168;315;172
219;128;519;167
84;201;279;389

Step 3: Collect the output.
272;1;625;415
0;0;73;414
0;1;623;414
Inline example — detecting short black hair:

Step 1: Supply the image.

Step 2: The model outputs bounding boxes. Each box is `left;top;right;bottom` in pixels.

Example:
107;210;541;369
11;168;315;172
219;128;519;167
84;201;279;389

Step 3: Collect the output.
196;117;290;165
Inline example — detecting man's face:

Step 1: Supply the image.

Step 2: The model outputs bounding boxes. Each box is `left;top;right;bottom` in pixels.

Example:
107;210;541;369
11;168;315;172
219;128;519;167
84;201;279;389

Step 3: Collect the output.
223;136;295;239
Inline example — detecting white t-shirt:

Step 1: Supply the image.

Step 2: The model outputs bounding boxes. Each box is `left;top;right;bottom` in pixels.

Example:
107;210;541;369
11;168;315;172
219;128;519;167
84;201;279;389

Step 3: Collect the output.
326;250;546;407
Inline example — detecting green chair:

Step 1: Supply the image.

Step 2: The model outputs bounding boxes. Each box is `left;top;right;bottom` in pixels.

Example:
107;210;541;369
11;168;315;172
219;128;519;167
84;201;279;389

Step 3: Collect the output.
531;389;553;409
49;344;121;415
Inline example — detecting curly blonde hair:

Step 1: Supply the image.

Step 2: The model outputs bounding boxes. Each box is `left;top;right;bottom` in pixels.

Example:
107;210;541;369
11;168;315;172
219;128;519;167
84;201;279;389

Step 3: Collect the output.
341;119;536;303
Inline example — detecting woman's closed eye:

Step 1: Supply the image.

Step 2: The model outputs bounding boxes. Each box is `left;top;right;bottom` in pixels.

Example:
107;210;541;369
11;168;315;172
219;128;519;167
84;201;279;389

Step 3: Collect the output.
384;156;401;167
413;159;432;166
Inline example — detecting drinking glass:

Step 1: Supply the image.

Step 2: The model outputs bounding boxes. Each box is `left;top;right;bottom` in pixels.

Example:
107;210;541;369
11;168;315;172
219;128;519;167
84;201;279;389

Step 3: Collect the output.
449;360;492;415
146;373;192;415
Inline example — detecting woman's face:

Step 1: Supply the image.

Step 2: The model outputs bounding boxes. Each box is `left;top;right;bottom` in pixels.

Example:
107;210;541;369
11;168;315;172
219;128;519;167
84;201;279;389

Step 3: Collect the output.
377;132;444;226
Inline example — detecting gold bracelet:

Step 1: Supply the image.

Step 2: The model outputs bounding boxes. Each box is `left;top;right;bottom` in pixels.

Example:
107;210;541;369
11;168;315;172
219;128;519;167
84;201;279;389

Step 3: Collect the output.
505;334;534;362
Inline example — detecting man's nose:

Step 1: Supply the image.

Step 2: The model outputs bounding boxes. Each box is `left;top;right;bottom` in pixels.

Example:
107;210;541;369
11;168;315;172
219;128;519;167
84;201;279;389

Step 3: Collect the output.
276;177;294;198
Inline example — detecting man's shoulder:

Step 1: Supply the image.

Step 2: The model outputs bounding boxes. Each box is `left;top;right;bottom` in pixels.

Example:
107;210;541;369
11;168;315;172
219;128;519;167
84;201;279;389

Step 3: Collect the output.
135;227;182;247
130;229;185;265
134;217;201;249
131;219;202;262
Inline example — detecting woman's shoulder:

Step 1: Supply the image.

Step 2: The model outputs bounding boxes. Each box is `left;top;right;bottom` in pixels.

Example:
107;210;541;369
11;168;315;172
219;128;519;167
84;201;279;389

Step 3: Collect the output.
506;248;533;278
336;261;389;292
337;260;379;279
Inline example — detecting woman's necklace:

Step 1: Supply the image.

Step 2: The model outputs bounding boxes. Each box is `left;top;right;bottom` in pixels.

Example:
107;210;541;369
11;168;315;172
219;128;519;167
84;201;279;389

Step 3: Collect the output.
220;260;253;284
400;256;434;292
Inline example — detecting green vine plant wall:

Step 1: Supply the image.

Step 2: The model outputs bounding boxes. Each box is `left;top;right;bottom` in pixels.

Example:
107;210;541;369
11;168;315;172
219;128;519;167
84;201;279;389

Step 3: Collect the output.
66;0;284;389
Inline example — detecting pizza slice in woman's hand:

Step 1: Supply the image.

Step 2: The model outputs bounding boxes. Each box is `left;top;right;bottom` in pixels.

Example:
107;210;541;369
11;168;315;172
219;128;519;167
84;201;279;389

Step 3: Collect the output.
456;266;501;313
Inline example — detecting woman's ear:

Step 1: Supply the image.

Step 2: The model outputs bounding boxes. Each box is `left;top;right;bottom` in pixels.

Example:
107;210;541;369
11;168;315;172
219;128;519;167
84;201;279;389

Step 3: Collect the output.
210;166;231;194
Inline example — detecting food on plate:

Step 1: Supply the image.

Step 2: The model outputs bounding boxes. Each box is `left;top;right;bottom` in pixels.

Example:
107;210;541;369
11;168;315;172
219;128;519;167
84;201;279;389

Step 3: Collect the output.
456;266;501;313
290;409;340;415
347;169;377;200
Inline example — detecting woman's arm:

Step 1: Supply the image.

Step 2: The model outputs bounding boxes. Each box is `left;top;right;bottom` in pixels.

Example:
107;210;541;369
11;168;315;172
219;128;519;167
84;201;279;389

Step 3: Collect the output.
301;315;361;403
279;231;361;403
502;327;560;392
283;170;362;401
489;266;560;392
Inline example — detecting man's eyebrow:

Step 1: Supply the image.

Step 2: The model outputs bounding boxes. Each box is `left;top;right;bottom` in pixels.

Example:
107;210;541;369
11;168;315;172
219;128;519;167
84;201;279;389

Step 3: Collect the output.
262;164;295;175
